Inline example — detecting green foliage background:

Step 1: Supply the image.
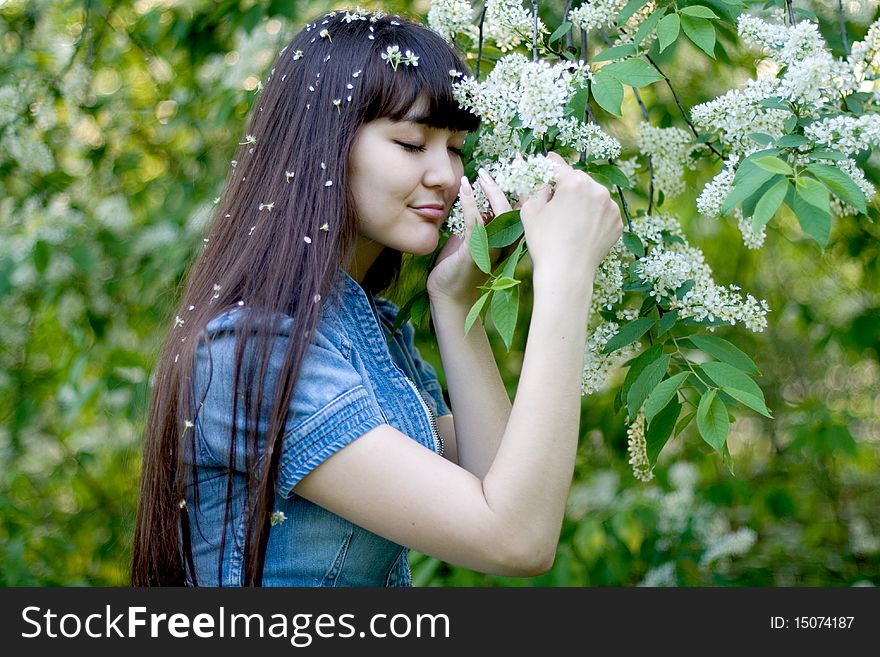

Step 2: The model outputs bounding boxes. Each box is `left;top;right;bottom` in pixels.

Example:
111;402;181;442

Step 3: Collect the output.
1;0;878;586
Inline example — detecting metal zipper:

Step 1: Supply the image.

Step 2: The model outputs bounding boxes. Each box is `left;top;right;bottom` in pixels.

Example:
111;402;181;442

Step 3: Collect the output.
402;373;444;458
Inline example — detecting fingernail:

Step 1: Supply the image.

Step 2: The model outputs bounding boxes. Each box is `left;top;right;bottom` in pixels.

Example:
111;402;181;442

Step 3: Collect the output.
460;175;470;190
478;167;490;180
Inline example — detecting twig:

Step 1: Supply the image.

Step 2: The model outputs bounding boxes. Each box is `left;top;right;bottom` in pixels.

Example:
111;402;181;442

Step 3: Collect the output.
532;0;539;63
837;0;850;57
476;5;487;78
785;0;797;27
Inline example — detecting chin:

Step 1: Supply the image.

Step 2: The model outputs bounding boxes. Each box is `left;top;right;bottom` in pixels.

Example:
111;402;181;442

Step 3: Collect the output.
401;225;441;256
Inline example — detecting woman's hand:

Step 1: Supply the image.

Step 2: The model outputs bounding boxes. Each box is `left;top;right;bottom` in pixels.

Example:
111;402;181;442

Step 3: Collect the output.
520;152;623;289
426;169;513;304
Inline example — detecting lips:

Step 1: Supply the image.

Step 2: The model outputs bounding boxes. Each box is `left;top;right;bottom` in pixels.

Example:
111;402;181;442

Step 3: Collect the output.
409;204;446;222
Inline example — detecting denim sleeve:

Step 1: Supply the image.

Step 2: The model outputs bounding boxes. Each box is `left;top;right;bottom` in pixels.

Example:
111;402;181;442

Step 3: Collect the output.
276;329;387;497
193;310;386;499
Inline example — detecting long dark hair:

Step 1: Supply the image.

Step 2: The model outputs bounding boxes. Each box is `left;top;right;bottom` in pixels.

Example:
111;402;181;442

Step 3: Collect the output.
131;9;479;586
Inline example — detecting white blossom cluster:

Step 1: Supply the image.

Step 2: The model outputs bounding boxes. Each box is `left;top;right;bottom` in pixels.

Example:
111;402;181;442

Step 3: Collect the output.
734;207;767;250
488;153;558;197
631;215;770;332
484;0;544;52
803;113;880;156
453;53;526;126
691;77;789;155
637;124;694;198
696;155;738;218
699;527;758;566
445;178;490;235
557;117;622;159
427;0;477;42
515;60;576;138
638;561;677;587
581;320;641;395
849;15;880;79
627;409;653;482
569;0;629;34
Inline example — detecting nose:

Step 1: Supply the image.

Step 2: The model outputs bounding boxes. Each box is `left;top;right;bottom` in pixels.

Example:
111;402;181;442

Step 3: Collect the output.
422;145;460;192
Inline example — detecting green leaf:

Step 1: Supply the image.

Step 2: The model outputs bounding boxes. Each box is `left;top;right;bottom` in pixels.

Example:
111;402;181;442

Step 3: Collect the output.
656;13;681;53
675;279;695;300
749;132;775;146
486;210;524;248
601;58;664;88
591;163;630;188
520;128;534;151
630;7;666;46
591;71;624;116
591;43;637;63
721;162;775;215
774;134;809;148
806;163;868;214
646;397;681;465
549;21;572;43
491;287;518;350
499;238;526;279
680;15;716;58
603;317;656;354
685;334;758;374
750;176;789;230
700;361;767;409
809;147;847;161
742;174;783;220
752;155;793;175
721;386;773;418
680;5;719;19
644;371;689;425
759;97;789;110
657;309;678;337
674;410;696;437
464;292;489;335
696;389;729;451
627;354;671;419
489;276;520;291
622;231;645;257
795;176;830;210
791;180;831;248
566;84;590;120
469;219;491;273
621;344;664;402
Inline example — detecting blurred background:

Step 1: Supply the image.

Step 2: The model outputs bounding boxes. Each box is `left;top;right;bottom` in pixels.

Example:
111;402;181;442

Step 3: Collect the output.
1;0;878;586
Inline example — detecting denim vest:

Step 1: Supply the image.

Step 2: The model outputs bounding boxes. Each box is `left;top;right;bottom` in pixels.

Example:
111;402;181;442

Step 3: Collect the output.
186;269;449;586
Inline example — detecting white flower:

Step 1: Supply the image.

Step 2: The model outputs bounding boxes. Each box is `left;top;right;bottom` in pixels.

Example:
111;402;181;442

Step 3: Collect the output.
582;321;640;395
697;156;738;219
381;45;419;70
700;527;757;566
270;511;287;526
637;124;694;198
485;0;545;52
428;0;476;42
569;0;629;34
557;118;622;160
490;153;558;198
627;409;653;482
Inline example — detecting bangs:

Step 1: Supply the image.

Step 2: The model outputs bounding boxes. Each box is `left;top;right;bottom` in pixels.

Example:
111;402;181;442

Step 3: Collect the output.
359;19;480;132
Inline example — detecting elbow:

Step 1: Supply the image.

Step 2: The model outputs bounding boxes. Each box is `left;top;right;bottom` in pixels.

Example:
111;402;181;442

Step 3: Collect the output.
494;538;556;577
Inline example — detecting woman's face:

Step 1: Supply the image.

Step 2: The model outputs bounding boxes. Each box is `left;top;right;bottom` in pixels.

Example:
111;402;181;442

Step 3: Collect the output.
348;105;467;263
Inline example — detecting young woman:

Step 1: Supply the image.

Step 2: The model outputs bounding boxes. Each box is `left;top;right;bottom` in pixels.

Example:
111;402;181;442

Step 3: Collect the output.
131;9;622;586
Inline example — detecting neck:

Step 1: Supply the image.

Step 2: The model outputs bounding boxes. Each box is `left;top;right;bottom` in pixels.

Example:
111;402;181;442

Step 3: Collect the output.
347;237;384;284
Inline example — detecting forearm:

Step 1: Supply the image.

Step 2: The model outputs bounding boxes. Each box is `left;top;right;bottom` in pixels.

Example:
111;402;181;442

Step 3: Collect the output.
481;274;593;565
430;290;512;478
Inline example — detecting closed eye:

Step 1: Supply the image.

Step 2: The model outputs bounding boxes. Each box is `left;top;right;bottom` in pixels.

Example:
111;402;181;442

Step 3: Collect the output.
395;141;425;153
448;146;464;157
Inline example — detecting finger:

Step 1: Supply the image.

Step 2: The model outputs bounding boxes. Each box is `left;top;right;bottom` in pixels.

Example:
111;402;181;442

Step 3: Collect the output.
520;183;553;216
458;176;480;239
477;168;513;217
